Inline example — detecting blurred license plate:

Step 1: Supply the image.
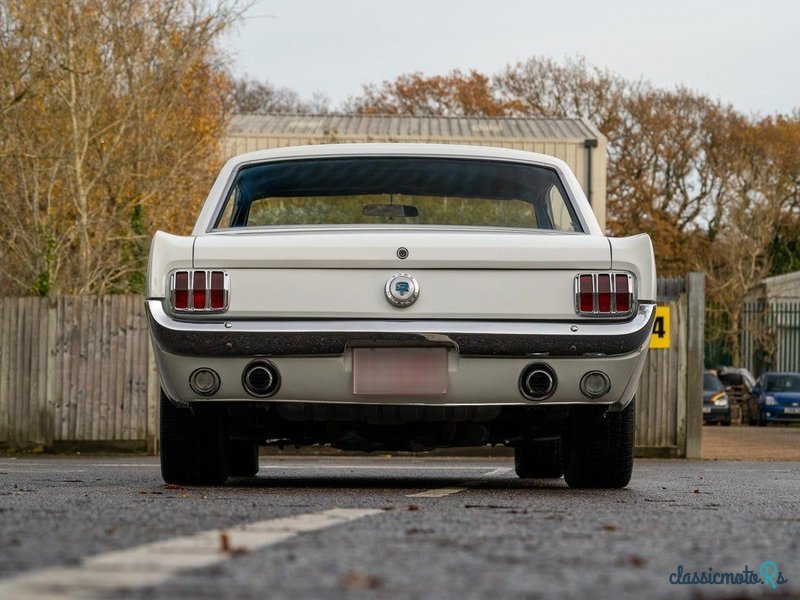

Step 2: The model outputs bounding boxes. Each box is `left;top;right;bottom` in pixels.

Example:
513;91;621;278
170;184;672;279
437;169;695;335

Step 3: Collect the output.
702;407;711;413
352;348;447;396
785;407;800;414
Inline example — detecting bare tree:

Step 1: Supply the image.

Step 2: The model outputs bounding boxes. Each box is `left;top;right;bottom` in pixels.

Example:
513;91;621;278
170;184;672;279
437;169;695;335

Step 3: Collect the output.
229;78;330;114
696;115;800;365
0;0;245;295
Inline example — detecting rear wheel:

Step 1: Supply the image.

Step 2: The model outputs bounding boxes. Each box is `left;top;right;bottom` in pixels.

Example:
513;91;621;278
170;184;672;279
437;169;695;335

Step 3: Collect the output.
514;437;563;479
563;401;635;489
160;391;228;485
227;441;260;477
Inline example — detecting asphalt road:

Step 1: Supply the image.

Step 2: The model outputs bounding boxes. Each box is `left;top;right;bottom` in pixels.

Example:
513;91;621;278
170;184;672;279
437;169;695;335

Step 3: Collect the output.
0;456;797;599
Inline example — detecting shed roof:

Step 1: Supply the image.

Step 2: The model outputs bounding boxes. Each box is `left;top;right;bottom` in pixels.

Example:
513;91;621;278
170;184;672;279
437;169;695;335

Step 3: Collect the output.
228;113;601;142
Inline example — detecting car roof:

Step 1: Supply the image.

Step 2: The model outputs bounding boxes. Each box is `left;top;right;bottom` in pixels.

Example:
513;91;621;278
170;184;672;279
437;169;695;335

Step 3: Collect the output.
224;143;571;171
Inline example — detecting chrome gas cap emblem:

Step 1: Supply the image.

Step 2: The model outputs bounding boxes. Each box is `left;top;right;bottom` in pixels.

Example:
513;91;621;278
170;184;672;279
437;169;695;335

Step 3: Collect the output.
385;273;419;307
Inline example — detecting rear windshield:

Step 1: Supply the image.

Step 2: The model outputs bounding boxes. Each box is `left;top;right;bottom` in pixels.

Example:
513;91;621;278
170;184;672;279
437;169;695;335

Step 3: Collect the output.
213;157;583;232
764;374;800;393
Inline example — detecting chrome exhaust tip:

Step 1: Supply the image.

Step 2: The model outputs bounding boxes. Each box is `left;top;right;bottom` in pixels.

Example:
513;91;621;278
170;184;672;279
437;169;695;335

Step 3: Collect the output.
242;360;281;398
519;363;557;401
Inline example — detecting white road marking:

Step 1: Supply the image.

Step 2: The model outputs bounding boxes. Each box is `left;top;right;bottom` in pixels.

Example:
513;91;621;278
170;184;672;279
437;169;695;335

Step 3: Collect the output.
407;486;467;498
406;464;512;498
484;467;512;476
0;508;381;600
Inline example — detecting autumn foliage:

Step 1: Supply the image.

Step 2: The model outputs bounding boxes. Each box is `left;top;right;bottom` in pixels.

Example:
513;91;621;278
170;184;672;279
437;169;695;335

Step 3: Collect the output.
0;0;240;295
352;70;518;117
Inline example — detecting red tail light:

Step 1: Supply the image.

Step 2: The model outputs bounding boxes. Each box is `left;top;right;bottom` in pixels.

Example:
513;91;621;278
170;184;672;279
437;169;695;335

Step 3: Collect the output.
173;271;189;310
192;271;207;309
597;274;612;312
210;271;225;309
578;275;593;312
170;270;228;313
615;274;630;312
575;272;634;316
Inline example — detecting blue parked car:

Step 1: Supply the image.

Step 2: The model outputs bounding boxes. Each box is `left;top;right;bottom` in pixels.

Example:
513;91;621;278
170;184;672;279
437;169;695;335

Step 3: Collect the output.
748;372;800;426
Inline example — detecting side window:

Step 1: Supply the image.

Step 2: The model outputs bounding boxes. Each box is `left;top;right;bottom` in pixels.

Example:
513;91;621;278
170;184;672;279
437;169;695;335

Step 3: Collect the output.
546;185;581;232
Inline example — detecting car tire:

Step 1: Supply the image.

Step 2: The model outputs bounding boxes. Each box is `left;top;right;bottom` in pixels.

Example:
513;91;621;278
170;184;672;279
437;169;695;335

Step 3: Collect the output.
160;390;228;486
721;419;731;426
514;437;563;479
563;401;635;489
227;441;260;477
757;410;767;427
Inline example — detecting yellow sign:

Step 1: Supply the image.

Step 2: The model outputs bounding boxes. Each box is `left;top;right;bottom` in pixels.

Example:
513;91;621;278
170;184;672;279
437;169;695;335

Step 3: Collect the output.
649;306;670;349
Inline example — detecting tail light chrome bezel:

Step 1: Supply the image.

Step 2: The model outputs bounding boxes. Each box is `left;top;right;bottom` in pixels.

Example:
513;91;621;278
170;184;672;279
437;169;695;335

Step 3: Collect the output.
169;269;229;314
574;272;636;317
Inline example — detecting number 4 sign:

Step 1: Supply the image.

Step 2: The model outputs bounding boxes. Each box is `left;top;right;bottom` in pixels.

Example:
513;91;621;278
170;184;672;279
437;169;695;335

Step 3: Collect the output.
649;306;670;349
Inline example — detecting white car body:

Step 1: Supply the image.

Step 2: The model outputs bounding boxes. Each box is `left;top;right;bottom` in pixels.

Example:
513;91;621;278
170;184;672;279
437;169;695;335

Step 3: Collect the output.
147;143;655;487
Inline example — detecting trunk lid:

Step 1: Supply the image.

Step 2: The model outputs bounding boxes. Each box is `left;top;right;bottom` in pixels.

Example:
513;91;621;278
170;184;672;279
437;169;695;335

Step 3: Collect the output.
194;227;610;270
192;228;611;320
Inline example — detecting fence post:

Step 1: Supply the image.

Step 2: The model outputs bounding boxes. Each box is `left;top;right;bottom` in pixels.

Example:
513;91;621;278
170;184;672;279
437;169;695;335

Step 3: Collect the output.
685;272;705;459
146;334;160;455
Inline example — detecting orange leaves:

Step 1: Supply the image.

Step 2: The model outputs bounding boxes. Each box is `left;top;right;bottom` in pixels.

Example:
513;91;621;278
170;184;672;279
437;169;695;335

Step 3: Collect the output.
355;69;516;117
0;0;238;295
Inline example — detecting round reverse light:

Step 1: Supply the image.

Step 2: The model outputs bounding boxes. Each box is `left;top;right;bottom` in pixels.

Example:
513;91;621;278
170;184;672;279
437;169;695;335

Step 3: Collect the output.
580;371;611;398
189;368;220;396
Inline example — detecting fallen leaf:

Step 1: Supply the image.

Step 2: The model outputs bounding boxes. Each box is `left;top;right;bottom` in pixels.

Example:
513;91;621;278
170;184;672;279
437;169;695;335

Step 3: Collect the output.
341;571;383;590
628;555;647;567
219;532;249;556
601;524;618;531
407;504;418;511
163;483;186;490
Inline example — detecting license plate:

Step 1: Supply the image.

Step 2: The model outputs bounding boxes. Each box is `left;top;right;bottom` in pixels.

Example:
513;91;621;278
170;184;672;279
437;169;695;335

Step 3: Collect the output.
785;407;800;414
352;347;447;396
703;407;711;414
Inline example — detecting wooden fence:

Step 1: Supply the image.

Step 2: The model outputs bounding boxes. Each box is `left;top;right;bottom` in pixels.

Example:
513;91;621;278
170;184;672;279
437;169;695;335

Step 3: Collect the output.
0;296;158;451
0;280;704;456
635;273;704;458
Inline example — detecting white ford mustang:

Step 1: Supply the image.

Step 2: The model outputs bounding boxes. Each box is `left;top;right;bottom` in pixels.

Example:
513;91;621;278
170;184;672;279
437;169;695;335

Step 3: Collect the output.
147;143;656;487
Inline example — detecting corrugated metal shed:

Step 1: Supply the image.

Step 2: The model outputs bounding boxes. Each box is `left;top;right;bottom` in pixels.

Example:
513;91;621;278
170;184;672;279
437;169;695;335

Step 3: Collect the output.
225;113;608;229
229;114;599;140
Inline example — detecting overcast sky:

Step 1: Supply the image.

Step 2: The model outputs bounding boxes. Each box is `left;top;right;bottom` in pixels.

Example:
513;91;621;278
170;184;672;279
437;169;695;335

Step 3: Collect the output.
221;0;800;116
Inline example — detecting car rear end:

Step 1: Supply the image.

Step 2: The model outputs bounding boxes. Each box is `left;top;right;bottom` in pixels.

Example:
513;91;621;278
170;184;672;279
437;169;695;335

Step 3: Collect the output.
147;144;656;488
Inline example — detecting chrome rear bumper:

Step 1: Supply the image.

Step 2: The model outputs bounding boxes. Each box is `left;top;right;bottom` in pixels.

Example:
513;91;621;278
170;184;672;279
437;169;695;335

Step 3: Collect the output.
146;300;655;358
